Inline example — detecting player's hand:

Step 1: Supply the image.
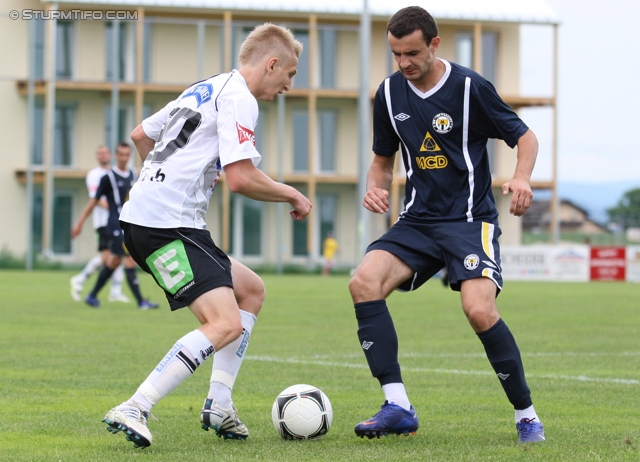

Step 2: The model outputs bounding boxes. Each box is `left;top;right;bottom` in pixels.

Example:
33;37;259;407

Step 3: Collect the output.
289;193;312;221
363;187;389;214
71;223;82;239
502;177;533;217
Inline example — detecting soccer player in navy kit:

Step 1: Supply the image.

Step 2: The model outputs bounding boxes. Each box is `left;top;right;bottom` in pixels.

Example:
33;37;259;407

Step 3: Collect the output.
350;7;545;443
71;142;158;310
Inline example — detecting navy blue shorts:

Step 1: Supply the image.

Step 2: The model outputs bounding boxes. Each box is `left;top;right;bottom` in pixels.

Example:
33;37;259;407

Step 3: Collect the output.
367;219;503;293
96;227;108;251
121;222;233;311
105;225;127;256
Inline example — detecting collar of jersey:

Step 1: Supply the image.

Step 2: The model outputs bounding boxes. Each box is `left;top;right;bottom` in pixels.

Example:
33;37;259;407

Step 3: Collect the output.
407;58;451;99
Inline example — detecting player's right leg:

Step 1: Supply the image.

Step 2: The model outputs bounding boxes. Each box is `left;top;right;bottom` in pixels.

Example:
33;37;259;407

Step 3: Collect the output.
349;249;419;438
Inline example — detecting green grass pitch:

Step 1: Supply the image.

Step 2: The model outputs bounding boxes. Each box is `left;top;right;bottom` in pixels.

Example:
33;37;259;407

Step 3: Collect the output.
0;270;639;461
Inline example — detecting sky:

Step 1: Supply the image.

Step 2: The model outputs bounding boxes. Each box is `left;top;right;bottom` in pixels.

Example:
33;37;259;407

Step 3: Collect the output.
521;0;640;184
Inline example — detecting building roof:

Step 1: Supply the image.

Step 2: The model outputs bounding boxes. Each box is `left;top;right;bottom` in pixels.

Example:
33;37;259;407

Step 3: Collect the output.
44;0;560;24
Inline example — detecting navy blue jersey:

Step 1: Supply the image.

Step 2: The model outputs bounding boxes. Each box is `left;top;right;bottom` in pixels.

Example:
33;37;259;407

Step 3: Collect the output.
95;168;136;230
373;59;528;223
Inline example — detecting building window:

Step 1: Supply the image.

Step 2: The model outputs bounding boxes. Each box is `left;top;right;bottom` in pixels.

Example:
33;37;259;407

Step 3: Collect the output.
292;30;310;88
53;193;73;254
31;189;73;254
455;32;473;69
455;31;498;83
318;194;337;254
319;27;336;88
143;21;152;82
318;110;336;173
482;32;498;84
54;105;74;166
106;22;135;82
33;102;45;165
229;194;263;257
34;19;46;79
105;105;133;153
293;218;308;256
32;103;75;166
292;110;309;173
32;190;43;254
56;21;74;79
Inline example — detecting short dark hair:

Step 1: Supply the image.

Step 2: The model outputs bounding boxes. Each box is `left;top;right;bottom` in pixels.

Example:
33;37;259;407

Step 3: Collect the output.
117;141;130;150
387;6;438;45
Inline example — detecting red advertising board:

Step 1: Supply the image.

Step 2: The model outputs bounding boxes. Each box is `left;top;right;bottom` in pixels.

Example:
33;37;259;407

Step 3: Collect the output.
590;247;626;281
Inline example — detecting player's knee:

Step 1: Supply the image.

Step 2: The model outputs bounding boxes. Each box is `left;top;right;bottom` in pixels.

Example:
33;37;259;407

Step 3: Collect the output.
349;270;376;301
463;303;500;332
219;317;244;346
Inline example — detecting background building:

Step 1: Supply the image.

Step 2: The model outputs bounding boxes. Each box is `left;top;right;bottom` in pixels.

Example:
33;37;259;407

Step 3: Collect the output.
1;0;559;269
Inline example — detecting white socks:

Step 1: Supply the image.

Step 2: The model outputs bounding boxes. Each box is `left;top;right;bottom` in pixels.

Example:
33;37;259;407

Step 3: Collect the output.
79;255;103;281
382;382;411;410
109;264;125;297
208;310;257;408
515;405;540;424
130;329;214;413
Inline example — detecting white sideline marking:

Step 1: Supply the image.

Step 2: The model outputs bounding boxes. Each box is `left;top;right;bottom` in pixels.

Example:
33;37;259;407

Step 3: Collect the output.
246;355;640;385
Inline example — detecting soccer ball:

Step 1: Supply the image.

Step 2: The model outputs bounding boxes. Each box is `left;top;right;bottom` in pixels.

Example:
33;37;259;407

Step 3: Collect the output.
271;384;333;440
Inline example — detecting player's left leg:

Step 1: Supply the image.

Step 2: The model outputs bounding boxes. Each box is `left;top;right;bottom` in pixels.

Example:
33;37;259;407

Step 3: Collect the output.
461;278;545;443
202;258;264;440
70;254;103;301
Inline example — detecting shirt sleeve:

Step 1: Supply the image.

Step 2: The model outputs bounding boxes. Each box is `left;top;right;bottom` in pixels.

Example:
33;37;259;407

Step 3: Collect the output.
142;98;179;141
372;79;401;157
470;78;528;149
94;173;111;201
216;85;262;168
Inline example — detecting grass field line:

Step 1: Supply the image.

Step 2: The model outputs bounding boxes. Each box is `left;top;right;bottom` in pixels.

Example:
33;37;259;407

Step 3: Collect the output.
288;351;640;359
246;355;640;385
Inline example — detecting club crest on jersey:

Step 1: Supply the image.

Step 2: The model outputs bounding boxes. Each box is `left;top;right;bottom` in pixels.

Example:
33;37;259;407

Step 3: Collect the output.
432;113;453;134
420;131;441;152
182;83;213;107
464;254;480;270
236;122;256;146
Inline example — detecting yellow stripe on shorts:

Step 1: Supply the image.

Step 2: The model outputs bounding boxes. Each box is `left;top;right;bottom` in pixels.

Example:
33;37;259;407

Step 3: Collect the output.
481;222;495;260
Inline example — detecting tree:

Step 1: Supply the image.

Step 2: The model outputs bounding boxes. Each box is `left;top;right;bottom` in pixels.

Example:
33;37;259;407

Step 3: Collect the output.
607;187;640;228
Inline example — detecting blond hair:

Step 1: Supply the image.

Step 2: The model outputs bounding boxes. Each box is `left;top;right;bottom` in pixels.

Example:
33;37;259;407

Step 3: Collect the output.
238;23;303;66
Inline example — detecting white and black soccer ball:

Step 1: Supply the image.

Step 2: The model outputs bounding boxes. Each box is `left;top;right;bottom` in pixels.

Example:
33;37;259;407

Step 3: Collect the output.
271;384;333;440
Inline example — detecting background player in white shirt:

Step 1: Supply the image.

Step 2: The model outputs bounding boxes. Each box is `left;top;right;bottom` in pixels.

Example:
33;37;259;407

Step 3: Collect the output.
102;23;311;449
69;145;128;303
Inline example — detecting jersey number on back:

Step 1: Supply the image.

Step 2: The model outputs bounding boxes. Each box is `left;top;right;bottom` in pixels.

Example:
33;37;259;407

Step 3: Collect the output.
151;107;202;163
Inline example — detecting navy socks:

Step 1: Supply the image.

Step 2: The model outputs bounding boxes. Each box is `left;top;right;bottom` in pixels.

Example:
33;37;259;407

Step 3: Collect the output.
355;300;402;385
477;319;532;410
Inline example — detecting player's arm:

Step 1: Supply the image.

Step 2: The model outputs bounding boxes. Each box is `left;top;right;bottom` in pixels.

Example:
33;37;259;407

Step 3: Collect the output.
71;198;99;238
501;128;538;217
224;159;312;221
131;124;156;163
363;154;395;214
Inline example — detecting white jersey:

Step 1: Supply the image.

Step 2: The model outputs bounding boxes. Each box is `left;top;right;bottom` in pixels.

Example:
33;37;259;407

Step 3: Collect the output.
86;165;110;230
120;70;261;229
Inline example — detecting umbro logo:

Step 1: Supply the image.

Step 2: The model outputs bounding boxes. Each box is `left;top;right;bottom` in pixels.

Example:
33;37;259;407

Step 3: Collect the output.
361;341;374;350
497;373;510;381
394;113;410;121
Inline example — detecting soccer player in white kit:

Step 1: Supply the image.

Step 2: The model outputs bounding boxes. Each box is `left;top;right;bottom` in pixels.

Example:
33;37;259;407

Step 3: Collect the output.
102;23;311;449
